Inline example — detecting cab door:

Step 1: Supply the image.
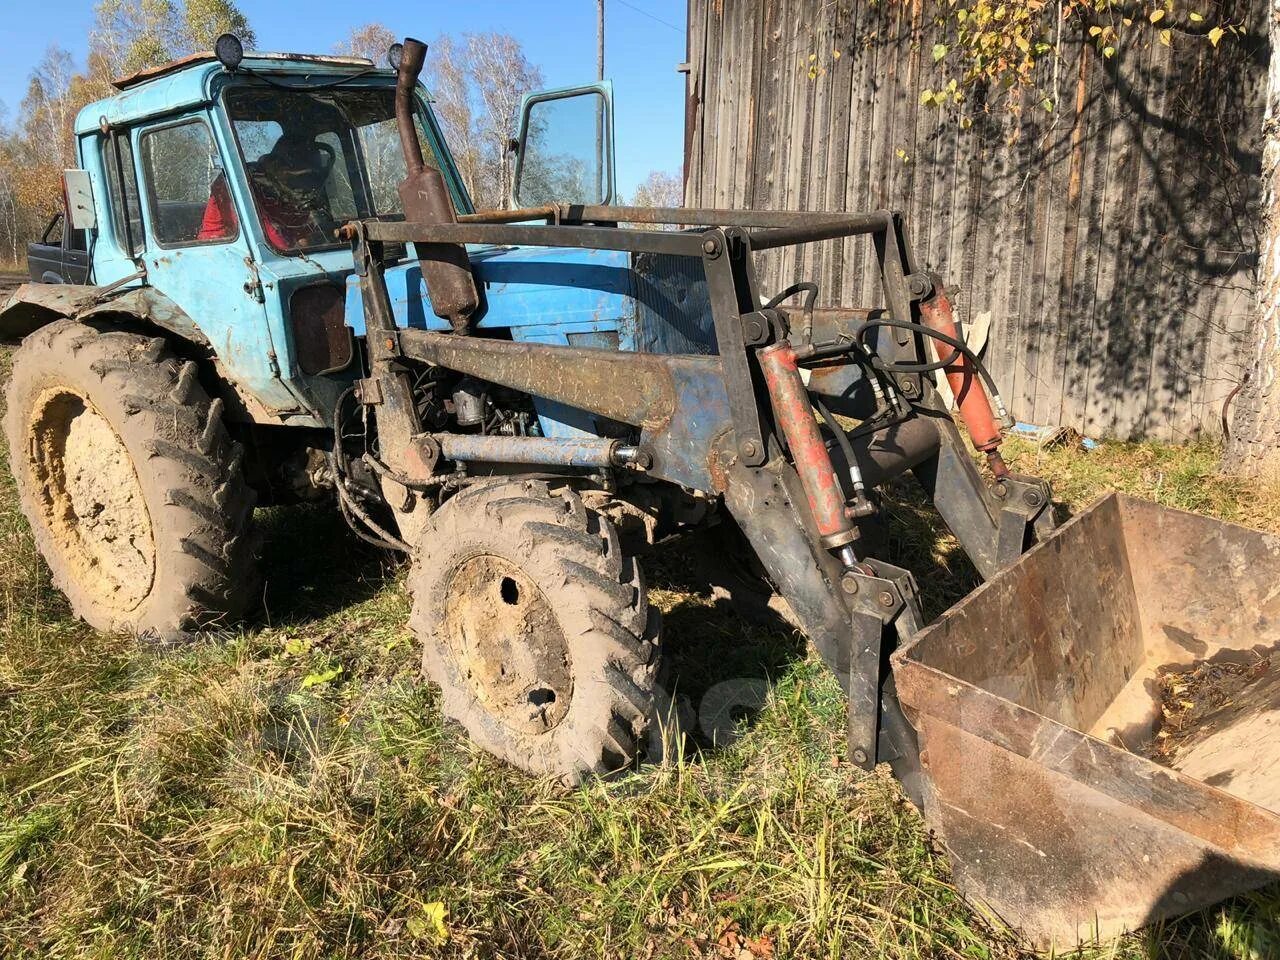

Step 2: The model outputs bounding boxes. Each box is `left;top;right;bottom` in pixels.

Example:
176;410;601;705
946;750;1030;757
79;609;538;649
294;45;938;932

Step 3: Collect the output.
132;115;301;418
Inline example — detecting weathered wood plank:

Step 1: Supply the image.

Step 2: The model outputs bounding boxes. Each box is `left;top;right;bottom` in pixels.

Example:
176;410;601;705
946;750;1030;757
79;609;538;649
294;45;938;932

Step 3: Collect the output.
686;0;1265;441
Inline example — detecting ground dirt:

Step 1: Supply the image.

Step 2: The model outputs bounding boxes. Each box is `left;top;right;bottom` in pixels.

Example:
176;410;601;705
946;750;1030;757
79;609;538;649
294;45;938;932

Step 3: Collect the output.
0;356;1277;959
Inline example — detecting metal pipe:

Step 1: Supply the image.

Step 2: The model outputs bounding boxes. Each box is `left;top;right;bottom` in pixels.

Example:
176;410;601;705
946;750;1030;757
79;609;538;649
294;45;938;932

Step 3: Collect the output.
434;434;624;469
749;213;894;250
395;38;428;175
759;340;858;552
918;282;1008;478
394;36;478;332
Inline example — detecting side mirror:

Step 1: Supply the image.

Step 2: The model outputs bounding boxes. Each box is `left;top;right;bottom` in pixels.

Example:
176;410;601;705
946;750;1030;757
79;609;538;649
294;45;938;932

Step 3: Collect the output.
512;82;615;208
62;169;96;231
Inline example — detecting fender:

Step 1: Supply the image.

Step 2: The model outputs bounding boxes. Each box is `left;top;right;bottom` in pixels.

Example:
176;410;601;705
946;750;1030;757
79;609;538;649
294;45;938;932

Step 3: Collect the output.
0;283;280;424
1;283;209;347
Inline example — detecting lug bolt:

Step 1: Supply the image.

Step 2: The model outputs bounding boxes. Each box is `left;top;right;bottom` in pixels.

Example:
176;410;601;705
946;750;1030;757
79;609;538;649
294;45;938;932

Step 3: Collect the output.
901;380;918;397
852;748;869;764
384;337;395;350
878;591;896;608
740;439;758;458
702;238;720;257
841;573;860;595
1024;490;1043;507
991;482;1008;499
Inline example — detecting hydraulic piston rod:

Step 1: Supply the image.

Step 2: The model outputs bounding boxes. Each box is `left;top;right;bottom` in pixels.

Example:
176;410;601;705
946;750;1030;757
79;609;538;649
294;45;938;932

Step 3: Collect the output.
759;340;859;558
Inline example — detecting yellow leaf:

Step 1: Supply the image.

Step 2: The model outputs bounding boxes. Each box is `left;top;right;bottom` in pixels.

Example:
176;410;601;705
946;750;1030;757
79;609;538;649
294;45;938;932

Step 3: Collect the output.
921;89;935;105
407;902;450;946
1103;45;1116;57
1159;28;1171;45
832;48;841;59
1089;24;1103;35
1149;8;1165;22
1189;10;1204;20
1208;25;1224;45
1123;17;1133;25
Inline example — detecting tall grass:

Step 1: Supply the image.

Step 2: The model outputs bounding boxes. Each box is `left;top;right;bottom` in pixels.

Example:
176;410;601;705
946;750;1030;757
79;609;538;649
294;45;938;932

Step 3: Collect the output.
0;353;1276;959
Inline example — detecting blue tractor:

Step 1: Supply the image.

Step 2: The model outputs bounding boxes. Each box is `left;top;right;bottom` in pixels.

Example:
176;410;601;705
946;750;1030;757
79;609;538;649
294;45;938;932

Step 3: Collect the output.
13;34;1276;944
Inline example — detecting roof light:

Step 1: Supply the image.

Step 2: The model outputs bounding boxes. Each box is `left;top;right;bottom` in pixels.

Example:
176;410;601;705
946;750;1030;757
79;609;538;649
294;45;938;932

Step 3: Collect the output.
215;33;244;71
388;42;403;71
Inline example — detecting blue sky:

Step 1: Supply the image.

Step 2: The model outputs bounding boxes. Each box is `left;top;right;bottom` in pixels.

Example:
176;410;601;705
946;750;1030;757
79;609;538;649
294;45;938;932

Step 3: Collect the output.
0;0;688;197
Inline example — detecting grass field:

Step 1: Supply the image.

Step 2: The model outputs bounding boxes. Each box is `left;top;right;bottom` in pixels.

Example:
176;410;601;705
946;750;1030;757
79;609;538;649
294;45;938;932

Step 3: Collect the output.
1;343;1278;959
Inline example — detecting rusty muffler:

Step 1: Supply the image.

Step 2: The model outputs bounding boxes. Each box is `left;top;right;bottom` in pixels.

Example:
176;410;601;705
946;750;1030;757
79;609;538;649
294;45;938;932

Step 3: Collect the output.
892;493;1280;947
395;37;479;332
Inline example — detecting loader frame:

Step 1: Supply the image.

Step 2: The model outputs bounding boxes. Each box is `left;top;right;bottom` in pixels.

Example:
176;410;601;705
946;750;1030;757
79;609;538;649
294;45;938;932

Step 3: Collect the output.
346;203;1054;772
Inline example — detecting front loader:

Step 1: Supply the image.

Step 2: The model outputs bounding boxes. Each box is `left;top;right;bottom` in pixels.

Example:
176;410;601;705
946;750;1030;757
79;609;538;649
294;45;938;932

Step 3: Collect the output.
2;33;1277;949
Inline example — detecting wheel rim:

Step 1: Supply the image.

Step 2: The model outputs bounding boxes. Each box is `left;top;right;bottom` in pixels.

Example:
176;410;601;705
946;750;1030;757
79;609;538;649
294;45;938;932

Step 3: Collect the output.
442;554;573;735
27;387;156;612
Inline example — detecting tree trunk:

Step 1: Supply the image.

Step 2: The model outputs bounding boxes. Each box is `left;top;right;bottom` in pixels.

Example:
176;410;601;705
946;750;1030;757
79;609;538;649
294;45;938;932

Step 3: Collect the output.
1228;0;1280;474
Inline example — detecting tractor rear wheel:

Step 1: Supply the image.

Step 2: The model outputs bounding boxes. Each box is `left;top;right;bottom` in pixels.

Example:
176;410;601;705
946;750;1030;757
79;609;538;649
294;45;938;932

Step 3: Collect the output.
3;319;257;641
409;480;661;783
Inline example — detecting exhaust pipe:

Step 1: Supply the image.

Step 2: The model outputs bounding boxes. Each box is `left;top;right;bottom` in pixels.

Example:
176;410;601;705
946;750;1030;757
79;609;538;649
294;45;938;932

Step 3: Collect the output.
395;37;479;332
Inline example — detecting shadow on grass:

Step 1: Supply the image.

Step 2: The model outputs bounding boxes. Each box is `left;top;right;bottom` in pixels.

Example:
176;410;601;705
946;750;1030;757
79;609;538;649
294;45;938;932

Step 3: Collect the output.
254;502;401;627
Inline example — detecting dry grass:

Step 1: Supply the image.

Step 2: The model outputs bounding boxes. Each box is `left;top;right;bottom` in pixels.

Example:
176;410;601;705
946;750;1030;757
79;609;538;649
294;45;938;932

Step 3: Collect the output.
1;348;1278;959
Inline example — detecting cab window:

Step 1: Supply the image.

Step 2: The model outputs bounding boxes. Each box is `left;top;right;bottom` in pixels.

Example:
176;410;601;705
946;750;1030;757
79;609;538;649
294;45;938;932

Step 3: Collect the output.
140;119;238;247
224;85;464;255
100;133;144;256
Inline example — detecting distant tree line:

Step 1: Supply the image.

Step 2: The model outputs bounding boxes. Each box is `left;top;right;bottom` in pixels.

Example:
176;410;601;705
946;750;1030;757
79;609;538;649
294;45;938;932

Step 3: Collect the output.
0;5;681;267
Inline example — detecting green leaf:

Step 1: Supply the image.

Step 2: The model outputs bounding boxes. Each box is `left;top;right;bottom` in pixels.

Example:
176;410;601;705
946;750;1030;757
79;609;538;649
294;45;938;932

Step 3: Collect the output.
1207;25;1224;46
1041;97;1054;111
300;665;343;689
932;42;949;62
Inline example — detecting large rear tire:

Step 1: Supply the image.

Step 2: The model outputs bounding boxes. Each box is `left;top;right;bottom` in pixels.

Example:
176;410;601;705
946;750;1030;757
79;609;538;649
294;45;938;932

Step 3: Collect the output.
3;319;257;641
409;480;661;783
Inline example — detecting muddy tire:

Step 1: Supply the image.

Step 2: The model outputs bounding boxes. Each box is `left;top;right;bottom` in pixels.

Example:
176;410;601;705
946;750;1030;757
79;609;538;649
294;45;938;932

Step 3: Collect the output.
3;319;257;641
409;480;661;783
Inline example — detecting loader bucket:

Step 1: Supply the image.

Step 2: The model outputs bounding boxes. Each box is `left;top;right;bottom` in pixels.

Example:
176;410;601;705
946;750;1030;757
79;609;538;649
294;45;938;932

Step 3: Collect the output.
891;492;1280;948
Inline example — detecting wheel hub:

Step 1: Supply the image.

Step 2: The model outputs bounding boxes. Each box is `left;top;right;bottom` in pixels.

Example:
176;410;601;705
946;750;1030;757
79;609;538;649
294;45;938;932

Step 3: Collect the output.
442;554;573;735
28;389;155;612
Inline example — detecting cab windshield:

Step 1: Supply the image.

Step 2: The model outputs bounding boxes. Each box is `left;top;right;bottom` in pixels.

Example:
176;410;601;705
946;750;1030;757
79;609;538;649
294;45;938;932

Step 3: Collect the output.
221;84;465;255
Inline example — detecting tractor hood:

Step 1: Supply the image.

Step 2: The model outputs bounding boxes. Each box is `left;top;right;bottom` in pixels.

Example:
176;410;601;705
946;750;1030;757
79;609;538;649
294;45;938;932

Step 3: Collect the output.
343;245;716;357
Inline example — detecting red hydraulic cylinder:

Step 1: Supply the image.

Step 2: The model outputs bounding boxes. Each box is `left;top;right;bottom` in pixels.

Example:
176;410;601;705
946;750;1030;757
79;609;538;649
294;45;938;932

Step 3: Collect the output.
918;284;1009;478
759;340;857;549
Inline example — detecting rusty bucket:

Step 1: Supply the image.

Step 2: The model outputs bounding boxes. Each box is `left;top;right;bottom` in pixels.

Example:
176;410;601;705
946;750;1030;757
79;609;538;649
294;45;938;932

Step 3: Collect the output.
892;492;1280;948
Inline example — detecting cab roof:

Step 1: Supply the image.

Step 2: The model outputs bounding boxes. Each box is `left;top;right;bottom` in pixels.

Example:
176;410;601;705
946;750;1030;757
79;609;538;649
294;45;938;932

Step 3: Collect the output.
74;51;397;135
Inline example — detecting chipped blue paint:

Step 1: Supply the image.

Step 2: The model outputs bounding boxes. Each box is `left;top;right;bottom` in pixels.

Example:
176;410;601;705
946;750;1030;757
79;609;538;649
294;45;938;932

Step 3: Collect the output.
63;57;468;428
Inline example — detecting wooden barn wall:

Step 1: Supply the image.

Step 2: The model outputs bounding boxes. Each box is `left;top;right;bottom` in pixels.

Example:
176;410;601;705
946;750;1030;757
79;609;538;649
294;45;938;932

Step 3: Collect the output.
684;0;1267;440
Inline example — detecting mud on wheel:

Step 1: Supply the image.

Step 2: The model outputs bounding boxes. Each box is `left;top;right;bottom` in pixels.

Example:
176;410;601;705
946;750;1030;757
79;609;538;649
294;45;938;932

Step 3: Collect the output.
3;319;257;641
409;480;661;783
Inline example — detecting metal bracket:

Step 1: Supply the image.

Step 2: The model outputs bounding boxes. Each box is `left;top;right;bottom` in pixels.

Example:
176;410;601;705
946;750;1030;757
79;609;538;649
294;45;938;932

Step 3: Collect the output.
839;559;923;770
355;378;383;406
989;473;1055;567
703;228;768;466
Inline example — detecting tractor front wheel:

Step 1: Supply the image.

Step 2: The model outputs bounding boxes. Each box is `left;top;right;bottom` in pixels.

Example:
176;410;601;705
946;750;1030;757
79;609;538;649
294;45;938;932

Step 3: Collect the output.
409;480;661;783
3;320;257;641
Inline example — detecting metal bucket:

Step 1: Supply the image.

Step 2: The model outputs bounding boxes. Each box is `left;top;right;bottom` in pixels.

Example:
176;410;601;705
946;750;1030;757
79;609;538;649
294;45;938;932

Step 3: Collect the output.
892;492;1280;948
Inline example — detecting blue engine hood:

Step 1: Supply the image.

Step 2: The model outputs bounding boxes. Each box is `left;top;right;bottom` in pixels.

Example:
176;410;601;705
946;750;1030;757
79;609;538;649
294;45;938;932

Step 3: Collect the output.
343;243;715;437
344;244;714;354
